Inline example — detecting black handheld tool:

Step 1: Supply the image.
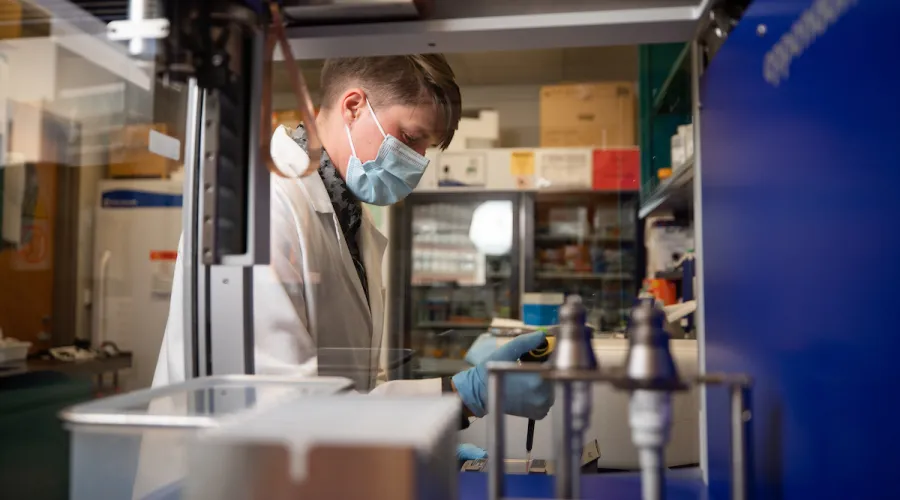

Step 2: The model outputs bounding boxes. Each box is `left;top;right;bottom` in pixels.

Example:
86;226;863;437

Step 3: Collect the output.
519;335;555;472
525;418;536;472
519;337;554;363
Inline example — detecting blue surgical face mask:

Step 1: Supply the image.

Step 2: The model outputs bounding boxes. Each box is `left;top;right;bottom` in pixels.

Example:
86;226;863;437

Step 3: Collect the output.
344;100;430;206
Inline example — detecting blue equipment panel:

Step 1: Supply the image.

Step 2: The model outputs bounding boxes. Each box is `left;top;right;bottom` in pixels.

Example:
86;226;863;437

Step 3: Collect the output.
149;471;708;500
458;470;707;500
701;1;900;499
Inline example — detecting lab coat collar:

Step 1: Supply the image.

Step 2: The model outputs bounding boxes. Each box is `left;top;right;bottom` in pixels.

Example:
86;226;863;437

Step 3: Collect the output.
359;206;388;372
270;125;333;214
361;206;388;258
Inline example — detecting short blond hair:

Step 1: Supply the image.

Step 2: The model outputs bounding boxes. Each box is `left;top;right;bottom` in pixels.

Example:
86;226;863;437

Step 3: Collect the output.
320;55;461;149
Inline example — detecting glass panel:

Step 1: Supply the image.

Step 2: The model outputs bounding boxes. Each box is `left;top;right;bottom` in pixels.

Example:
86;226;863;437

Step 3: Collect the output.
1;1;186;396
68;378;351;418
408;199;516;377
119;385;289;417
531;192;639;332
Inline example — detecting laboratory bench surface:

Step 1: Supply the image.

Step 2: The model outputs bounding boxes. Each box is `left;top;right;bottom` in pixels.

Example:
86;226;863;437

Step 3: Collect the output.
0;352;132;379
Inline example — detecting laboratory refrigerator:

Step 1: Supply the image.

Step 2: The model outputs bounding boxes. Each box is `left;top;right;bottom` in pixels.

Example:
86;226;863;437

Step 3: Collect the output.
91;179;183;391
388;190;642;378
525;190;642;332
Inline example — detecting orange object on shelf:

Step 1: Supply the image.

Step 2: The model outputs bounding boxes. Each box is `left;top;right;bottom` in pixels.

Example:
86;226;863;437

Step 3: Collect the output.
643;278;677;306
658;167;673;180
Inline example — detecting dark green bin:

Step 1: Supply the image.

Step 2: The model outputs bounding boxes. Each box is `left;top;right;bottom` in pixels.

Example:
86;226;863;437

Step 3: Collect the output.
0;372;94;500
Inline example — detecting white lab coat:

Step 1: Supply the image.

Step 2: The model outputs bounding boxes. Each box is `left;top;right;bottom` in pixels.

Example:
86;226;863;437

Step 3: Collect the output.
132;127;442;500
151;125;441;394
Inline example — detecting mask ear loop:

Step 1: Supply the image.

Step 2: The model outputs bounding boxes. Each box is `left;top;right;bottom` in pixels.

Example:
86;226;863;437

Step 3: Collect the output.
365;99;387;139
262;3;321;179
344;124;358;159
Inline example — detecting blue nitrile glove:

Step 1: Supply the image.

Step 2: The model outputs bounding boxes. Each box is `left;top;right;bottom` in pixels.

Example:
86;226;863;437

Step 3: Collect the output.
452;331;554;420
465;327;594;366
464;333;500;365
457;443;488;461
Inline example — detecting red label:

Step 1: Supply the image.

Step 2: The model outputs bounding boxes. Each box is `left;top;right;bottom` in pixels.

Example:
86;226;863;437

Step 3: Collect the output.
592;148;640;191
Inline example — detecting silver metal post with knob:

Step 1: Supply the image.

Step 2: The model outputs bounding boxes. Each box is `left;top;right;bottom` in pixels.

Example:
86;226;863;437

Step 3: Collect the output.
486;294;752;500
551;296;597;499
622;297;684;500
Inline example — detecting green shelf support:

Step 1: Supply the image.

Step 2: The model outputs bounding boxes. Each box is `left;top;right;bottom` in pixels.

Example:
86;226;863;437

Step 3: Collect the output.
652;42;692;115
638;42;693;217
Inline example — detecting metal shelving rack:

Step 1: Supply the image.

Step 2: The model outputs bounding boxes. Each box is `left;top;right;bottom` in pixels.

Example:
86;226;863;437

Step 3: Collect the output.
638;155;695;218
638;42;694;219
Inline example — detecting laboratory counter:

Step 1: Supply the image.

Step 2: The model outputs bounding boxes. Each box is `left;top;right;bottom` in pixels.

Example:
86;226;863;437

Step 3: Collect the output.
0;352;132;380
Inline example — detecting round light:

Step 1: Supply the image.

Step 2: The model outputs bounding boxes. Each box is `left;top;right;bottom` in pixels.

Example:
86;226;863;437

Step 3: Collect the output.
469;201;513;256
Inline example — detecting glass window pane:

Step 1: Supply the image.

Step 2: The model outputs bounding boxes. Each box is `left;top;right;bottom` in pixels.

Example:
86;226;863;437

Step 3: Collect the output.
407;198;516;377
531;192;639;332
1;0;186;395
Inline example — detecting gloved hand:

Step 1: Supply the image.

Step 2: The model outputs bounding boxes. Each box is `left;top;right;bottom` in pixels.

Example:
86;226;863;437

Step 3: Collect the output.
464;333;501;365
452;331;554;420
457;443;488;461
465;326;593;365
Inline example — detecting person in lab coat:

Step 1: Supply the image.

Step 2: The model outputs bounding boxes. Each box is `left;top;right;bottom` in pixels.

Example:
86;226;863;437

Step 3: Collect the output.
152;55;553;453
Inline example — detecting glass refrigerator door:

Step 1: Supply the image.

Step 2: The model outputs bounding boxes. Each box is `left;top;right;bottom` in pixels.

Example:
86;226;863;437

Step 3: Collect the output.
528;191;641;332
404;194;519;378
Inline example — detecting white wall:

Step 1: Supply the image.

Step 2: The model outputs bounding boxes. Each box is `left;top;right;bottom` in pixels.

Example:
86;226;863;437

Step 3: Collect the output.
460;85;544;147
1;38;57;104
273;84;552;149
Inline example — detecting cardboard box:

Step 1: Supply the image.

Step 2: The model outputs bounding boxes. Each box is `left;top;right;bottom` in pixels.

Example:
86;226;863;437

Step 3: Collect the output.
535;149;593;189
540;83;636;148
108;123;173;178
0;0;23;39
593;148;639;191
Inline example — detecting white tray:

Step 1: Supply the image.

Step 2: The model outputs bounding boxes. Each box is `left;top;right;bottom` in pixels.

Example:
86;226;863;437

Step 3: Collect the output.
0;341;32;363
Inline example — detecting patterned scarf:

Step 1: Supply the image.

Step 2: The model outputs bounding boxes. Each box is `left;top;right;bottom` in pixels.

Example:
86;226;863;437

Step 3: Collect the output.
289;125;369;303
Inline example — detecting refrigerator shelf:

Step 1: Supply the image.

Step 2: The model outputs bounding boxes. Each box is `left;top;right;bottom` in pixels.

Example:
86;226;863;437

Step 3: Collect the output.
536;272;634;281
535;234;637;243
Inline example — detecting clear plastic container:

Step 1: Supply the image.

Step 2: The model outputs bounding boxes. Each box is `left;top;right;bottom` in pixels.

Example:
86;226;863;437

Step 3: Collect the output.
60;375;353;500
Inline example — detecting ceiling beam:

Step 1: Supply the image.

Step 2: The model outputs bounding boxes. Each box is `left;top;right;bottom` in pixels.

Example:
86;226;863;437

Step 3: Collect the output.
282;5;701;60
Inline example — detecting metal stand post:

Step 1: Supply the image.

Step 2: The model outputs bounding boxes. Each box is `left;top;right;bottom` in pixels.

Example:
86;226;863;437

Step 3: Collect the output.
488;370;505;500
191;30;270;380
181;78;203;379
553;382;576;499
638;447;663;500
484;296;753;500
731;385;748;500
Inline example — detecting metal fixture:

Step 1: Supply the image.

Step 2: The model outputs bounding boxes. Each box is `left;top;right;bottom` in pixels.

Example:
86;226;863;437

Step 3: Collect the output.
550;296;598;499
622;298;683;500
487;295;752;500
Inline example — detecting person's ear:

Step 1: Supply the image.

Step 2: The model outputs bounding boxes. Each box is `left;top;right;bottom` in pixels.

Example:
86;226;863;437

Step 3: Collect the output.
339;88;366;127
